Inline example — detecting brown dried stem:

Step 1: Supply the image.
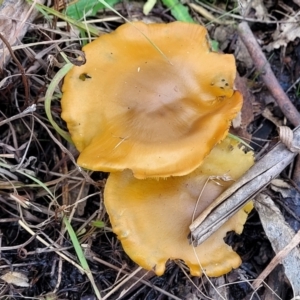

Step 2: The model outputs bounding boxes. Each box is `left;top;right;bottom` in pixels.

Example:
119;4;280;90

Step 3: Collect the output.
0;33;29;108
238;21;300;127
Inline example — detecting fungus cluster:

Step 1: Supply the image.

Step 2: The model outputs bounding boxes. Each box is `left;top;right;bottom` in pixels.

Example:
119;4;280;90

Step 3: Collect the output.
61;21;254;276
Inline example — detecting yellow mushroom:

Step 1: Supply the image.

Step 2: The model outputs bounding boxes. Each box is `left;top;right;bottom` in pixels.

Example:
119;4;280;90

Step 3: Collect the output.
61;21;242;179
104;137;254;276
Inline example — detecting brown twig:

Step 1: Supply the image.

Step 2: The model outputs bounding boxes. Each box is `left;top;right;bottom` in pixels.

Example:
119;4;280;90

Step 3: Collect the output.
292;155;300;188
0;33;30;108
238;22;300;127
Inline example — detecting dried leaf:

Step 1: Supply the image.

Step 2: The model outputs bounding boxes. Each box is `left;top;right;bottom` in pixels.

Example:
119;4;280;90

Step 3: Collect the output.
1;271;30;287
250;0;269;20
238;0;269;20
254;194;300;295
271;179;291;190
262;107;283;127
265;12;300;51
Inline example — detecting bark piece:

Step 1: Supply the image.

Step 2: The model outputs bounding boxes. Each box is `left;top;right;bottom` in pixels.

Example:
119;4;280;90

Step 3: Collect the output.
0;0;44;67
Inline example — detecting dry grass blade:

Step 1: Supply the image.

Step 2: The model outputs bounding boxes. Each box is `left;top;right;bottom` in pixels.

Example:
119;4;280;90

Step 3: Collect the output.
18;220;86;274
92;257;182;300
188;2;235;25
0;105;36;127
101;267;143;300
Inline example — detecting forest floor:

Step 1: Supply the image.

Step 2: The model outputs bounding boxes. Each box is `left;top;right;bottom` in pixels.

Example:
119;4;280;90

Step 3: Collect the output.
1;0;300;299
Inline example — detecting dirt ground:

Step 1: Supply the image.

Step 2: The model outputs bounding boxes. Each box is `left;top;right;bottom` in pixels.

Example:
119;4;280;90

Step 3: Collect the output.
1;0;300;299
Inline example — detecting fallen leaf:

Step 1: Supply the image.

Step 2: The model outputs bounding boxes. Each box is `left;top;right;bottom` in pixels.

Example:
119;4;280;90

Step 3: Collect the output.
1;271;30;287
250;0;269;20
254;194;300;295
265;11;300;51
239;0;269;20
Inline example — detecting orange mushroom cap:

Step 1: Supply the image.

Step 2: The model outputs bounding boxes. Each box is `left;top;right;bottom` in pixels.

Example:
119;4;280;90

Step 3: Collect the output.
104;137;254;276
61;21;242;179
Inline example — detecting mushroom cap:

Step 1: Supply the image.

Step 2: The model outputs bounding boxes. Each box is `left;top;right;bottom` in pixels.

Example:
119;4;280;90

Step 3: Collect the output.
61;21;242;179
104;137;254;276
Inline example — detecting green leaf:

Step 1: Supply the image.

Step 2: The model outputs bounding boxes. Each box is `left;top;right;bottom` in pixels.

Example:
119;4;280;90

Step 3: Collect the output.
161;0;194;23
66;0;122;20
228;133;253;150
143;0;157;15
91;220;105;228
210;40;219;52
26;0;100;36
63;217;102;299
44;60;74;145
